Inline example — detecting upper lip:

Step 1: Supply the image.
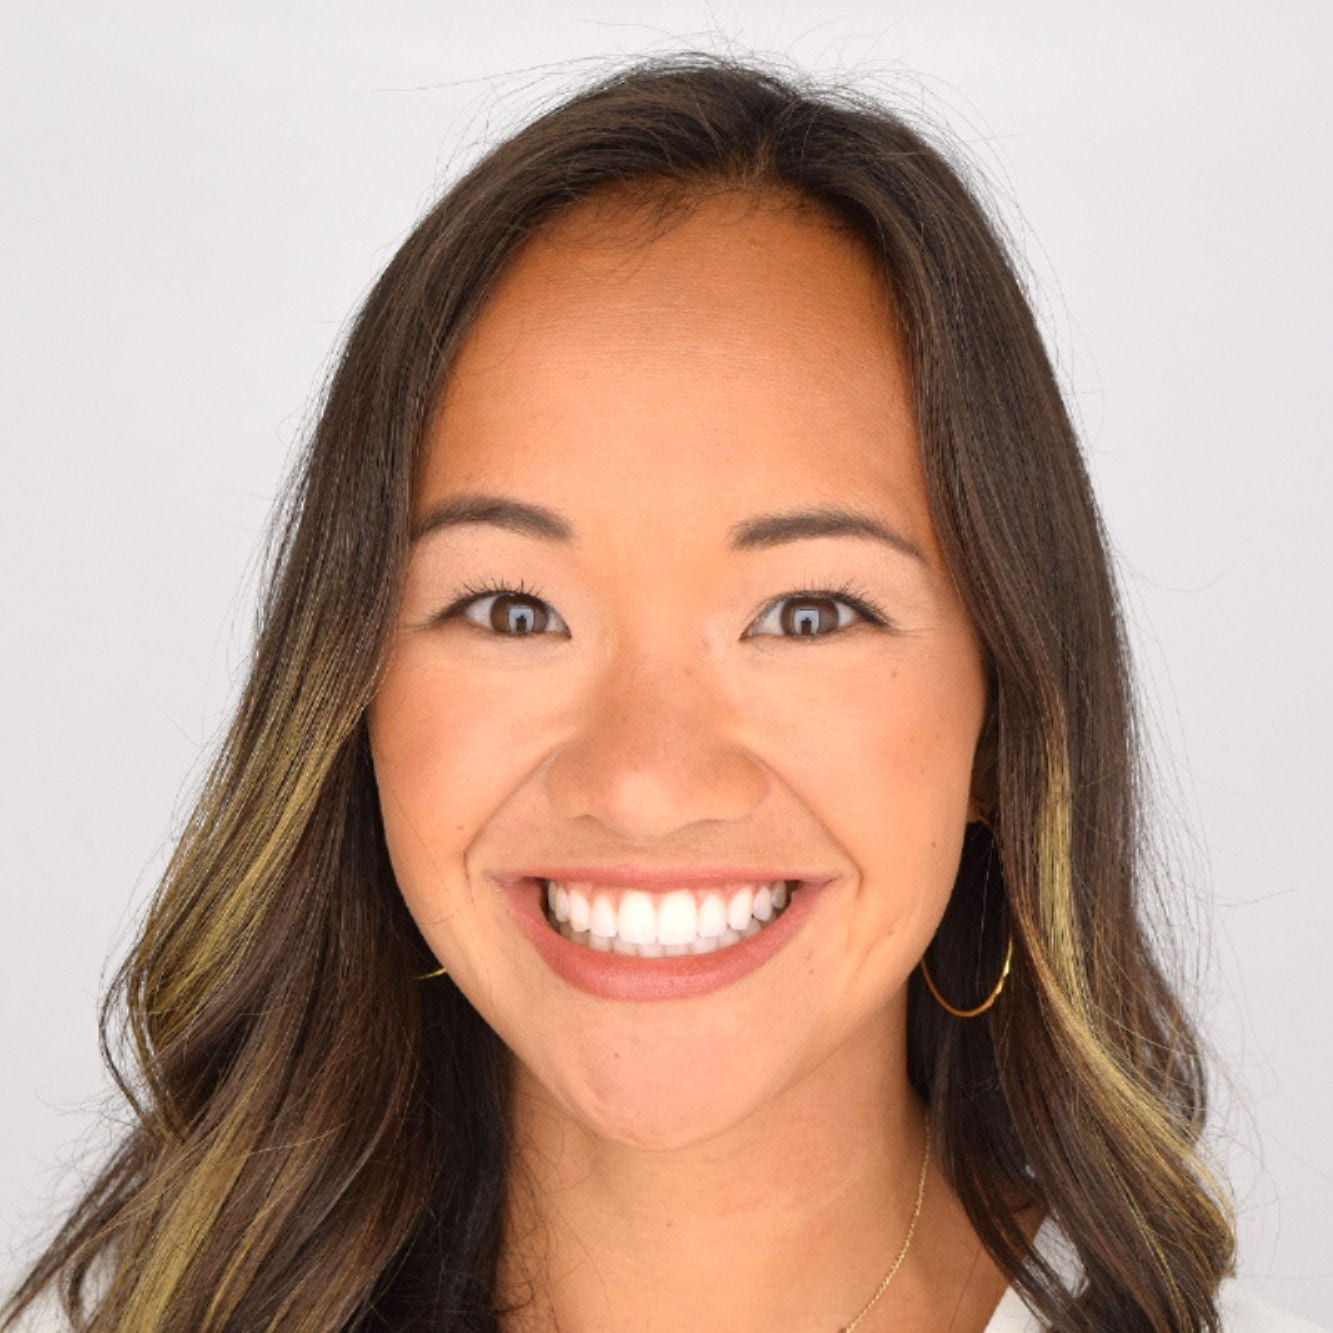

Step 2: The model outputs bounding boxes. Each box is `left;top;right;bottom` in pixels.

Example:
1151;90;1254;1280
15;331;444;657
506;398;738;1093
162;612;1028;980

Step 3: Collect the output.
505;864;829;890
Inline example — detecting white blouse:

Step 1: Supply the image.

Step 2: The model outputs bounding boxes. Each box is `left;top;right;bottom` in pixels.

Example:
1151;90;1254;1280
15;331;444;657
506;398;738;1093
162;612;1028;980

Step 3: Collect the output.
8;1216;1327;1330
983;1216;1329;1332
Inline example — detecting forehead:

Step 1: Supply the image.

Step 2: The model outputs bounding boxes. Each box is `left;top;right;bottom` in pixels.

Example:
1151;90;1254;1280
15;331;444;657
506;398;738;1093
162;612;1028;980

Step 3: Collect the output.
419;189;932;558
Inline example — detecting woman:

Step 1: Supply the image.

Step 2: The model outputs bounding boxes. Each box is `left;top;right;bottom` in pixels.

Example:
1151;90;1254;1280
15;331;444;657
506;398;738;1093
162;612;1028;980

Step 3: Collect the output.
2;51;1320;1333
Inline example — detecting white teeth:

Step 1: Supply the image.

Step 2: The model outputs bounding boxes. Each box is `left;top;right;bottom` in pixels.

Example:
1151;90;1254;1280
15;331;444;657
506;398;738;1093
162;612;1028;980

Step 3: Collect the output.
617;891;657;945
589;892;618;939
542;879;798;956
568;889;590;933
698;892;727;938
656;890;699;945
726;886;754;931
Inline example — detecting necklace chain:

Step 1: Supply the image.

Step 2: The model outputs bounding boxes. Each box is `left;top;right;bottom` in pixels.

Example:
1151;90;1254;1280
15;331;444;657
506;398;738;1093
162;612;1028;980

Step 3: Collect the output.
839;1111;932;1333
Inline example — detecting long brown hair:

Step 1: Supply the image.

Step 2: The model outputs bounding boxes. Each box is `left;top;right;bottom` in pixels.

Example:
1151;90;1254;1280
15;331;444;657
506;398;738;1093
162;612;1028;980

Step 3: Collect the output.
2;50;1235;1331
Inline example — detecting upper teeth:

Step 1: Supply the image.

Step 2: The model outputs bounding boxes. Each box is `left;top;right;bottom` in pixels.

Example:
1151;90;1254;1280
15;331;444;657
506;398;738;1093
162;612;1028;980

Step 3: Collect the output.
544;880;792;945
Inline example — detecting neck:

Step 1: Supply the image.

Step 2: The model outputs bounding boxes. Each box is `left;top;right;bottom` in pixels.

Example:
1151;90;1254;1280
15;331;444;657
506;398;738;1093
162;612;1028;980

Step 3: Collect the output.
496;998;995;1333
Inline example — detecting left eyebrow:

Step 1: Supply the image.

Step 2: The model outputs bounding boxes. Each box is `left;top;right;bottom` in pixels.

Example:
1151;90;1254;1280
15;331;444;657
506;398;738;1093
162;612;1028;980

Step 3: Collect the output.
727;506;928;564
409;493;928;566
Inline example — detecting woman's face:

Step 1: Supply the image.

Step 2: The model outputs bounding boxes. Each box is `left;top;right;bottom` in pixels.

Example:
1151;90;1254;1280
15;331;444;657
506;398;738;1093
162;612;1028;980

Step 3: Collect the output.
367;190;988;1149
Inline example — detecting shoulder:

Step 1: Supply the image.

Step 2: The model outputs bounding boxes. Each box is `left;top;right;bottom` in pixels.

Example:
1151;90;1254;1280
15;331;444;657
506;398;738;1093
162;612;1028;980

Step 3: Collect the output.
982;1218;1330;1332
1215;1277;1329;1332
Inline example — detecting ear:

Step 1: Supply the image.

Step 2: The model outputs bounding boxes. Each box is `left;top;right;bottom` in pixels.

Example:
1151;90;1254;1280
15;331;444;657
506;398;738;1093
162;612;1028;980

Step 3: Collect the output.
968;704;998;822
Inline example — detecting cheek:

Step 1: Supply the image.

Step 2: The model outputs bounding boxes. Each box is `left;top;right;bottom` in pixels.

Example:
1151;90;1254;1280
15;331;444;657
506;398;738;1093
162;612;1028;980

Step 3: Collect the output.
770;649;982;822
369;629;984;933
366;652;510;912
776;652;984;960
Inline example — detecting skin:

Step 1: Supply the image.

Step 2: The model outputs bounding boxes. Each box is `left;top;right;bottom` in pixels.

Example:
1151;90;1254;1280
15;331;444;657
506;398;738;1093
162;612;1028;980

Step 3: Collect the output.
367;189;1035;1331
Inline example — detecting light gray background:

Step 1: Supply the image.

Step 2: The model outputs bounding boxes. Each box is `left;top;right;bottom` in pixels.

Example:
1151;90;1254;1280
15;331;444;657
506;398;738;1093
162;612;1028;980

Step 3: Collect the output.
3;2;1329;1323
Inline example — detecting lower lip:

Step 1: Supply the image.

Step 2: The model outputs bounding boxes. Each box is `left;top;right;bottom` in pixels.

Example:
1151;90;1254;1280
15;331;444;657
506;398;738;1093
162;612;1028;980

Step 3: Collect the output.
499;876;834;1002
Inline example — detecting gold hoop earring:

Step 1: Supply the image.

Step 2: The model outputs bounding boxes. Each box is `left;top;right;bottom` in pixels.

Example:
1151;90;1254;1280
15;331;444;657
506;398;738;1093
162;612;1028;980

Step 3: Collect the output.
415;963;448;981
919;936;1013;1018
918;813;1013;1018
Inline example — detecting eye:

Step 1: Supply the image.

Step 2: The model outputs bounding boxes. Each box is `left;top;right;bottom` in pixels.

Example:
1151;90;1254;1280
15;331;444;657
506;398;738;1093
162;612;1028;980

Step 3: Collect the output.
430;577;891;640
437;577;567;637
746;581;891;640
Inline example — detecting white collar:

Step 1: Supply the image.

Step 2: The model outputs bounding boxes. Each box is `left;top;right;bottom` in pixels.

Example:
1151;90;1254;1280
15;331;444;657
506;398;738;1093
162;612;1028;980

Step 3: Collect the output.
982;1214;1082;1332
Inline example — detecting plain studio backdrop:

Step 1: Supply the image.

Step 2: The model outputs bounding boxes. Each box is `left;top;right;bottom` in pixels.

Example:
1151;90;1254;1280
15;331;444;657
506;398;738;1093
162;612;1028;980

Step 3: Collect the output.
2;2;1329;1324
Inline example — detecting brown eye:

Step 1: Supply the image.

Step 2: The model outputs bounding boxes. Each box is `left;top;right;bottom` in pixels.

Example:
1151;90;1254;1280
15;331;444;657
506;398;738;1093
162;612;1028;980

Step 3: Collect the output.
436;579;888;641
477;592;554;636
748;585;888;640
779;596;845;637
431;578;567;637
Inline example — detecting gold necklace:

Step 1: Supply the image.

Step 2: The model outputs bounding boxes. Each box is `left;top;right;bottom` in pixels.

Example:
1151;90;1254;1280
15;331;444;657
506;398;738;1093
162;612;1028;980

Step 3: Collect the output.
839;1111;931;1332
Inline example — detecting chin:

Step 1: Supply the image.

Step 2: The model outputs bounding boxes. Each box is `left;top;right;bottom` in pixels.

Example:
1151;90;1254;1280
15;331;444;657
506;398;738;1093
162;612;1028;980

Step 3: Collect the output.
524;1040;784;1153
576;1087;762;1154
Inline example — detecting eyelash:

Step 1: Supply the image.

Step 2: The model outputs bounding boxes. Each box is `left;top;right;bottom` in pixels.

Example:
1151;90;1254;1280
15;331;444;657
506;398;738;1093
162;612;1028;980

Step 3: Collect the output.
432;575;892;639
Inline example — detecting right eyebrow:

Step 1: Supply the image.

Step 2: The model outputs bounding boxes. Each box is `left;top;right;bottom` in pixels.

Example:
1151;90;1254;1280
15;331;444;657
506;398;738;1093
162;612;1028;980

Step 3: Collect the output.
409;492;928;566
410;494;574;547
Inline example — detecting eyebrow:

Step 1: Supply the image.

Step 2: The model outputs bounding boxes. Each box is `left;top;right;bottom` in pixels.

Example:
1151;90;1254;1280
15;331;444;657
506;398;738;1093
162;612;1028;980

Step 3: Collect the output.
409;493;928;564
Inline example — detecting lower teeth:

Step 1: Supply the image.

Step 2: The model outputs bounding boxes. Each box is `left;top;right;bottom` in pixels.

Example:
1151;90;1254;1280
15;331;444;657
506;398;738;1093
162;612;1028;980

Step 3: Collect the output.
542;887;791;957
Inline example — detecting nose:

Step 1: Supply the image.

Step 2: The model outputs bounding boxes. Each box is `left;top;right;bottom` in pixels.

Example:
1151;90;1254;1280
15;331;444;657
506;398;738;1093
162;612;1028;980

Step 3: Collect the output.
540;649;770;841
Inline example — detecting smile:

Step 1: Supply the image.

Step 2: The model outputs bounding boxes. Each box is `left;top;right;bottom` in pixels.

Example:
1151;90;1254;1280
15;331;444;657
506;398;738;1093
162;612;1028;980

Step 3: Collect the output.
541;878;796;956
500;874;834;1002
